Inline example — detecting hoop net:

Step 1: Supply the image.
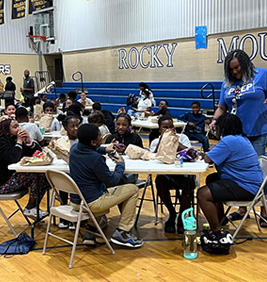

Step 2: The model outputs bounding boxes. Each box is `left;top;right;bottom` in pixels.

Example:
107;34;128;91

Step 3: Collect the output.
26;35;47;42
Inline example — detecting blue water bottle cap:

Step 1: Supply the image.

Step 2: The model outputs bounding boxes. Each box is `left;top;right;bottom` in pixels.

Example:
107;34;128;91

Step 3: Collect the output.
181;208;196;231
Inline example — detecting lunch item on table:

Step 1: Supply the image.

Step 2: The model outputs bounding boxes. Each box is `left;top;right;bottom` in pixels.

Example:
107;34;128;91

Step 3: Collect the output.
125;144;155;160
155;129;179;164
48;138;70;164
39;114;53;132
178;147;201;162
33;104;42;121
20;149;53;166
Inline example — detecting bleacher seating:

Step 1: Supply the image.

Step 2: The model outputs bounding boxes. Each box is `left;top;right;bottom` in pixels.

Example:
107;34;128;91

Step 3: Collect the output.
46;81;222;118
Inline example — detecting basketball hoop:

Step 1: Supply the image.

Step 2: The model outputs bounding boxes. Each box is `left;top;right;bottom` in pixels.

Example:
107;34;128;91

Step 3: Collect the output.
26;35;47;42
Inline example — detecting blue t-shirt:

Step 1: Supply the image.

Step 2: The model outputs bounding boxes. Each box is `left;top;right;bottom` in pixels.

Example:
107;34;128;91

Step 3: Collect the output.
207;135;263;195
219;67;267;137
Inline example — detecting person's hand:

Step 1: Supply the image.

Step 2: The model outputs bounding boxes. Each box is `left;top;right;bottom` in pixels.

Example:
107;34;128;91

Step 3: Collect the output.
105;139;116;153
205;119;211;125
114;143;126;153
16;133;24;144
264;99;267;104
209;119;217;133
132;107;137;112
150;111;155;116
19;130;30;142
115;155;124;163
188;122;195;128
200;152;206;160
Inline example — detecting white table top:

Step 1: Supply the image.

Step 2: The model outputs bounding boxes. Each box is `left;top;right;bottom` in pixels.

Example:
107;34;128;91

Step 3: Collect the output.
9;156;208;175
44;131;64;139
132;118;186;129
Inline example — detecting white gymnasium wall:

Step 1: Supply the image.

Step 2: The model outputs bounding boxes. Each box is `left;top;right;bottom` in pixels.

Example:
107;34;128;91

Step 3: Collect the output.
0;0;267;54
56;0;267;52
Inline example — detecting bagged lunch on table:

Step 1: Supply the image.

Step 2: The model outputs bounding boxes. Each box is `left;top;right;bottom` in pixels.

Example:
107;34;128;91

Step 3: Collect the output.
20;149;54;166
39;113;53;132
125;144;155;160
48;137;70;164
33;104;42;121
155;129;179;164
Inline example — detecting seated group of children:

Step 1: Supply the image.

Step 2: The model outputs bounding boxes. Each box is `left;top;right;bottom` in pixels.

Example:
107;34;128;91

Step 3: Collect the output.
0;93;264;251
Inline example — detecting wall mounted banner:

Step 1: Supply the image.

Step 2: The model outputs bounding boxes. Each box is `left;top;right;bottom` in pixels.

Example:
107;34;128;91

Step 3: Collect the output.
11;0;26;19
29;0;50;14
195;26;207;49
0;0;4;25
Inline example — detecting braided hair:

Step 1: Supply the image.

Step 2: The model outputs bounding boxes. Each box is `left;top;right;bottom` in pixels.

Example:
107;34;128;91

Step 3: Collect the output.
116;113;132;127
216;113;245;137
224;49;255;87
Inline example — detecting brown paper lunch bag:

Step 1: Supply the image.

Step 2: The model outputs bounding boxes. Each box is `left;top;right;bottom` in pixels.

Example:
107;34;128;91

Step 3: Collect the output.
39;114;53;132
155;129;179;164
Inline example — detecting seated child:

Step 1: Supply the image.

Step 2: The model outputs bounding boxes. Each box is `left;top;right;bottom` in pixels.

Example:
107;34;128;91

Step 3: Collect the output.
0;119;49;218
15;107;44;145
43;102;61;131
4;103;16;118
198;113;262;245
69;124;143;248
78;92;93;106
56;114;80;229
92;102;115;134
179;101;210;152
150;115;194;234
88;110;110;137
106;113;143;184
63;98;74;113
40;94;48;106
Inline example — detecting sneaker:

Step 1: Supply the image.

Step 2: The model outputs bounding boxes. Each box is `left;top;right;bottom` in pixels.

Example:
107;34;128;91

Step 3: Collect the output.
69;223;76;230
58;222;69;229
83;231;96;246
111;229;144;248
23;207;48;219
99;215;108;229
200;230;233;254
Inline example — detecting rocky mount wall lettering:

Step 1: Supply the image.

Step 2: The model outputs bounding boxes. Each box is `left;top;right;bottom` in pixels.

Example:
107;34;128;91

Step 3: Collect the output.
118;43;177;70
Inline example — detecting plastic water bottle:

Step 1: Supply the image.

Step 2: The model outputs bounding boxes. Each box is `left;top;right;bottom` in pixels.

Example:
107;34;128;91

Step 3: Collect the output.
181;208;198;259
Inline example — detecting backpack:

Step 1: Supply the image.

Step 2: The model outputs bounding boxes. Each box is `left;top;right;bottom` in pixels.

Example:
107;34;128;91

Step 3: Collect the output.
127;93;138;107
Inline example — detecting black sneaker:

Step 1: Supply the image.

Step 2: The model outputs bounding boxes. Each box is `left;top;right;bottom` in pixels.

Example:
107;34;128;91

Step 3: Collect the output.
201;230;233;254
83;232;96;246
111;229;144;248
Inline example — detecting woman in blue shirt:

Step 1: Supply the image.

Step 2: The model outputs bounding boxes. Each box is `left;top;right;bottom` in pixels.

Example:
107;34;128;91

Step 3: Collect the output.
198;113;262;243
209;49;267;224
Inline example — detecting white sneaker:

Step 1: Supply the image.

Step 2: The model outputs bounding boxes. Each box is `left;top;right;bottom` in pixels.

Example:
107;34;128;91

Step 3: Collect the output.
23;207;48;219
58;222;69;229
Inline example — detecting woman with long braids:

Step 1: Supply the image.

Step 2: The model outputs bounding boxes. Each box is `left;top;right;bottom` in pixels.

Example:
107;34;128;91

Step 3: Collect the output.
209;49;267;225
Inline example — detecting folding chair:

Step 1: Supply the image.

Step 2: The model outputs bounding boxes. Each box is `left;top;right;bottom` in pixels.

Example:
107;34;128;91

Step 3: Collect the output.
0;189;31;236
222;155;267;240
135;174;157;227
43;170;115;269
